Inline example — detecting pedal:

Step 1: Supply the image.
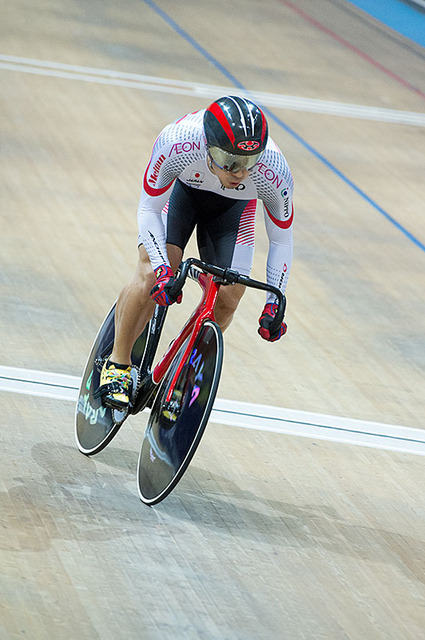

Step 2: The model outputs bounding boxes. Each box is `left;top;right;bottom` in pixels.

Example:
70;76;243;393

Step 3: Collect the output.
93;380;132;411
160;389;182;427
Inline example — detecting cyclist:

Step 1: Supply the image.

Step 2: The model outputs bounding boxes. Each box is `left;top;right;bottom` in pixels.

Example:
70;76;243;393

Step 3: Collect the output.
97;95;294;410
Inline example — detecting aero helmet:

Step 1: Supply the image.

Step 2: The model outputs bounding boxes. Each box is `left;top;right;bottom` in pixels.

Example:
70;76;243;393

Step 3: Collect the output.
203;96;268;172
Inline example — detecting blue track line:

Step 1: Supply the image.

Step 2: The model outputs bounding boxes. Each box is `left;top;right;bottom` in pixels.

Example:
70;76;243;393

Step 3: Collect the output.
142;0;245;90
142;0;425;254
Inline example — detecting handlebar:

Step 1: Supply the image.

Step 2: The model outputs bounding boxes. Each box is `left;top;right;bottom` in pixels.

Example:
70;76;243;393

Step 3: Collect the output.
168;258;286;335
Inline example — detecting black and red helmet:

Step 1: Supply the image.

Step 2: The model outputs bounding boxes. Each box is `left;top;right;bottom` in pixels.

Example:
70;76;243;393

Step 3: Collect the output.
204;96;268;171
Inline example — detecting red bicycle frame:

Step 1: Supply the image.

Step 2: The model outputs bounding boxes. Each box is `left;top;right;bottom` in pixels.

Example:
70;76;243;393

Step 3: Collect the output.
151;271;220;403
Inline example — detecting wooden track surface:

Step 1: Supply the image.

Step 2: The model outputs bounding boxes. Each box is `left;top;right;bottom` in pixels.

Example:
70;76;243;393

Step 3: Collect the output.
1;1;424;638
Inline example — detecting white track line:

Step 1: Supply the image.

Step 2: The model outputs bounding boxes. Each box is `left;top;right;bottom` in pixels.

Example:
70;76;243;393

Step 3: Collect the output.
1;365;424;456
1;54;425;126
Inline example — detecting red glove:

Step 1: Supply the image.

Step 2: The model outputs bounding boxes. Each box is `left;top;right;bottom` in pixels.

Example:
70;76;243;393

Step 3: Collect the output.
150;264;183;306
258;303;287;342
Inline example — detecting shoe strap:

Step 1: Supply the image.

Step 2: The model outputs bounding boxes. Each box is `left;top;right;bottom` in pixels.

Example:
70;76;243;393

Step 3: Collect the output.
106;365;131;384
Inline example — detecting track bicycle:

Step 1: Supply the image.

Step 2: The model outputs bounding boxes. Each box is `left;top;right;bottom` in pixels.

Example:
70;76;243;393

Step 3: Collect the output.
75;258;286;505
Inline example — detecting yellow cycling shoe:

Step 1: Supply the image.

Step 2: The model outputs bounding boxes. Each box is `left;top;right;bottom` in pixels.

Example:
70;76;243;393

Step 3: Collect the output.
94;359;132;410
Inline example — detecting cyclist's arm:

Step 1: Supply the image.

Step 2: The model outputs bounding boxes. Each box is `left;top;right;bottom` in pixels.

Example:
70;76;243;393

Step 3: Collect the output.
137;115;205;271
251;141;294;303
137;127;179;270
137;183;175;269
263;203;293;303
260;163;294;304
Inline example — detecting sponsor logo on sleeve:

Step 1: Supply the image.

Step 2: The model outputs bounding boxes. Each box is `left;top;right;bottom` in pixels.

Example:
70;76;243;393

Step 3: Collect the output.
168;141;202;156
256;162;288;193
148;154;166;186
143;155;174;196
281;189;290;217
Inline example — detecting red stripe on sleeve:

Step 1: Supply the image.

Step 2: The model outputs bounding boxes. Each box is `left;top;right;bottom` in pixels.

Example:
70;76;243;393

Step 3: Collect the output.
265;204;294;229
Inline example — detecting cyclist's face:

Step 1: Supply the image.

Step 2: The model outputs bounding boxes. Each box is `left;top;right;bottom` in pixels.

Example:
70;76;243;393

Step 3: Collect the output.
209;160;249;189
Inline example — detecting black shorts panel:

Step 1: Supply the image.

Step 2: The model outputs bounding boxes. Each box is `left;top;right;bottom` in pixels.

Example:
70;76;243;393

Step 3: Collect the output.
166;180;251;268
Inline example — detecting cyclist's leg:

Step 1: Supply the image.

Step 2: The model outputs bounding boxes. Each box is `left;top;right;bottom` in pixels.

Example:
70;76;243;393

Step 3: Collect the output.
111;243;183;368
213;283;246;332
110;245;156;366
112;180;197;367
166;243;183;273
197;198;256;331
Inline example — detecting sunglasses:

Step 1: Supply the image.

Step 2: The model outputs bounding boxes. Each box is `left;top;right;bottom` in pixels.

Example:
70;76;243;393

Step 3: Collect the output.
208;146;263;173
